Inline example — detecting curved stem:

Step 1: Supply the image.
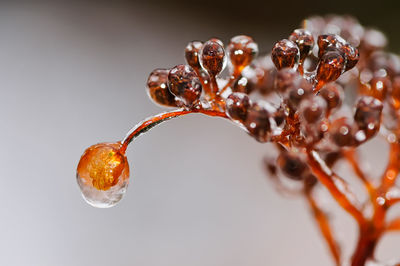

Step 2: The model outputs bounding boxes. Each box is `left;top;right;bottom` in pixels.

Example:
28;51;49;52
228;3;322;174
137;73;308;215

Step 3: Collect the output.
120;108;228;154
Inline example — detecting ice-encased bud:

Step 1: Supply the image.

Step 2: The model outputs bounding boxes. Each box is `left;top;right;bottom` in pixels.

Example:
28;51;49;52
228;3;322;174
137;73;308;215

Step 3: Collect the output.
76;142;129;208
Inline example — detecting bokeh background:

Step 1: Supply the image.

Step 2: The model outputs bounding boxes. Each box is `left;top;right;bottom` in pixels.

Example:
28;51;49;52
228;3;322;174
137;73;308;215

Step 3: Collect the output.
1;1;400;265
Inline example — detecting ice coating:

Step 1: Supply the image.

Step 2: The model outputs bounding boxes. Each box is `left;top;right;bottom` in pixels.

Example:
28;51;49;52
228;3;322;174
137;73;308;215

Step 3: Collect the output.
76;142;129;208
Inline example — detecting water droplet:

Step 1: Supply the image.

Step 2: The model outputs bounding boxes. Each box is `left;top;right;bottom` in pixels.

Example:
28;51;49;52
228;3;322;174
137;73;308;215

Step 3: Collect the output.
200;39;227;76
271;39;300;70
76;142;130;208
168;64;202;108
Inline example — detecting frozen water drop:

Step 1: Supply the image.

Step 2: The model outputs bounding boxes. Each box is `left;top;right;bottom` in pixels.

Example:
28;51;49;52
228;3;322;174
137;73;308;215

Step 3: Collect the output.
76;142;130;208
77;173;128;208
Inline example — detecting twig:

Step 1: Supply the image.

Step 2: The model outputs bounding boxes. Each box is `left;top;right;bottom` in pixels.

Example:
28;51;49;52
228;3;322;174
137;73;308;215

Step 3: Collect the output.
305;190;341;265
306;149;365;225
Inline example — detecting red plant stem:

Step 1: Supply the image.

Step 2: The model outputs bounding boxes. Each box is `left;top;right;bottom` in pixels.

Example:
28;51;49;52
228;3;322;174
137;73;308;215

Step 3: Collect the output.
306;149;365;225
343;149;375;195
388;196;400;207
305;191;341;265
210;75;220;96
348;144;400;265
120;108;228;154
194;68;212;96
349;207;381;266
386;217;400;231
298;63;304;76
351;226;380;266
380;142;400;189
351;195;388;266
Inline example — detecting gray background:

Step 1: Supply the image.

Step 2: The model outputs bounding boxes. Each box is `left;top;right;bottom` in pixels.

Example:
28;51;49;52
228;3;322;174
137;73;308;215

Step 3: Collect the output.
0;1;399;265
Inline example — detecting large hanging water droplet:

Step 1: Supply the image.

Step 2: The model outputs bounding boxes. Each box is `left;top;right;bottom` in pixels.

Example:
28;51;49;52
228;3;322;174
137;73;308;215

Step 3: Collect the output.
76;142;130;208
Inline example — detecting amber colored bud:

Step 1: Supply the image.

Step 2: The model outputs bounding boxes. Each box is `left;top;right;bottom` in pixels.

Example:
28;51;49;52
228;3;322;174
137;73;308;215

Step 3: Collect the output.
340;43;359;71
233;76;255;94
303;119;327;144
324;151;342;168
340;20;364;47
286;78;313;109
289;29;314;61
302;16;326;34
271;39;300;70
146;69;177;107
360;74;391;101
277;151;308;181
362;29;387;52
319;83;343;111
354;96;383;136
330;118;355;147
185;41;203;69
168;64;202;108
299;96;326;123
365;52;400;79
244;101;273;142
316;51;345;87
304;174;318;191
226;92;251;122
77;142;129;191
275;68;299;93
366;52;391;74
200;39;227;76
317;34;346;58
228;35;258;72
386;54;400;77
256;65;277;95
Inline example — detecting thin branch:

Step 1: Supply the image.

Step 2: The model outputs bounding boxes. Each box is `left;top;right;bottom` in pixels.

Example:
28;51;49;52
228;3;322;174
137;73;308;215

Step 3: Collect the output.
306;149;365;225
343;149;375;196
386;217;400;232
380;142;400;189
120;108;228;153
388;197;400;207
386;187;400;207
305;190;341;265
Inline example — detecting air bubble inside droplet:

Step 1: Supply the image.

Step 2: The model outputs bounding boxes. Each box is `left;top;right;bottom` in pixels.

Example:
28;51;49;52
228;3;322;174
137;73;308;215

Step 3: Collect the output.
77;174;128;208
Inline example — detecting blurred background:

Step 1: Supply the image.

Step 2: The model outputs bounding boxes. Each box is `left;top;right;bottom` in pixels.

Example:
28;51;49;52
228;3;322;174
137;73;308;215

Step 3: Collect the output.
1;1;400;265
